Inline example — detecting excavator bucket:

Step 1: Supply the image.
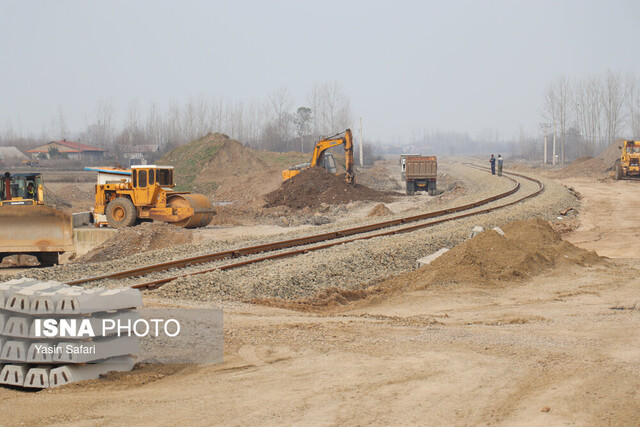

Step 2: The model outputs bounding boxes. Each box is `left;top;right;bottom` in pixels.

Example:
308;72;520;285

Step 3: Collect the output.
165;193;215;228
0;205;74;263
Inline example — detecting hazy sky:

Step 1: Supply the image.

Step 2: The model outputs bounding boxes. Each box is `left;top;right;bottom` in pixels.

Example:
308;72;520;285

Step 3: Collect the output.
1;0;639;142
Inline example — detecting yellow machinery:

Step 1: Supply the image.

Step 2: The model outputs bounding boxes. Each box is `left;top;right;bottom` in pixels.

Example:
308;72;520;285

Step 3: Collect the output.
615;140;640;180
87;166;214;229
282;129;355;184
0;172;74;266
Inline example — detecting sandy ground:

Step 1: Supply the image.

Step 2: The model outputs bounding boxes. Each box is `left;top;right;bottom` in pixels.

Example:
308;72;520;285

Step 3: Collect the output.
1;173;640;425
562;177;640;258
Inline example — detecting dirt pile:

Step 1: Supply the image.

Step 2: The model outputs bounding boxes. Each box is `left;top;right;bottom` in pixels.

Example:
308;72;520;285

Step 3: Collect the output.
409;218;601;286
160;133;280;204
558;156;607;177
367;203;393;217
356;164;403;191
556;141;624;178
268;219;601;311
76;222;193;263
599;139;624;170
263;167;397;209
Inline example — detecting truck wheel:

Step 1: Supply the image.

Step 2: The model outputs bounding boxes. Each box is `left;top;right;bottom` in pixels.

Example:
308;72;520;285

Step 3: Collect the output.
615;160;622;180
406;181;415;195
428;181;437;196
106;198;137;228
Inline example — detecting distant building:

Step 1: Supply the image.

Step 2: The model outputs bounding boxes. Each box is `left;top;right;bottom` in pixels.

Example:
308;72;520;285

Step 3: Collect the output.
119;145;159;166
27;139;107;162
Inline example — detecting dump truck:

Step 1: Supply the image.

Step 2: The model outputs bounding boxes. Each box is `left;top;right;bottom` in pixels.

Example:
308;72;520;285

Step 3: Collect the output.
87;165;214;228
282;129;355;184
614;140;640;180
404;156;437;195
0;171;74;266
399;153;421;181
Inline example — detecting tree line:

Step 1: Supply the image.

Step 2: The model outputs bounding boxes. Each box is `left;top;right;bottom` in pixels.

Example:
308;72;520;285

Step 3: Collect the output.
535;71;640;162
0;81;354;156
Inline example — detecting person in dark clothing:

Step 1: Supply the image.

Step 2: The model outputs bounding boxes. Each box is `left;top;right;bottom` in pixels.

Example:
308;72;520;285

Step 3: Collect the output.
26;183;35;199
489;154;496;175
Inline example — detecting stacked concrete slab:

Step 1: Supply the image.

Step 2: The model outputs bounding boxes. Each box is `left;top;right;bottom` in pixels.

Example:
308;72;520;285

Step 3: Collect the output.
0;278;142;388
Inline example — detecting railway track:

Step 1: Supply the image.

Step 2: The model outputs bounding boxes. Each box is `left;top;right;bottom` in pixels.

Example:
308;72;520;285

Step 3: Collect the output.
67;164;544;290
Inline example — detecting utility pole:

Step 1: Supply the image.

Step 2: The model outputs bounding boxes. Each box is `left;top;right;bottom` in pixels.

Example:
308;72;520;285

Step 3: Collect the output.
358;118;364;166
543;124;548;164
561;129;565;165
552;119;557;166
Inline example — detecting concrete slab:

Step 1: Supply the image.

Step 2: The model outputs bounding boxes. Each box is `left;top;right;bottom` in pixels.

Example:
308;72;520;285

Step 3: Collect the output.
469;225;485;238
23;366;50;388
27;343;57;363
1;340;30;362
55;287;142;314
72;212;93;228
73;227;117;256
3;316;30;338
0;364;29;386
416;248;450;268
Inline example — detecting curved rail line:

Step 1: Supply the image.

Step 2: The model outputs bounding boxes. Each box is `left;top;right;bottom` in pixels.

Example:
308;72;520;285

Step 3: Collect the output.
67;164;543;290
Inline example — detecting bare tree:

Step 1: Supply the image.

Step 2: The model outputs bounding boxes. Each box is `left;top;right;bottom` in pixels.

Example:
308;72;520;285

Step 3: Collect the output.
601;70;628;147
50;105;69;141
85;98;115;148
626;74;640;138
293;107;313;152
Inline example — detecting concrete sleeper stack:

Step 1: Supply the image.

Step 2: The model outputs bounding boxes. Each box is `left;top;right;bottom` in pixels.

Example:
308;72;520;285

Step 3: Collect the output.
0;278;142;388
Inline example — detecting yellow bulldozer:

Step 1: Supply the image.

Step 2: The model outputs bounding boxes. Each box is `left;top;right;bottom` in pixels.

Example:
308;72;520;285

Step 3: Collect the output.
282;129;355;184
0;171;74;266
86;165;214;228
614;140;640;180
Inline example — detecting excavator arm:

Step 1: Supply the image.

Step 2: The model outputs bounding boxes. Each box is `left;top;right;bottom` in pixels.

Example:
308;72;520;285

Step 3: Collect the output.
309;129;355;184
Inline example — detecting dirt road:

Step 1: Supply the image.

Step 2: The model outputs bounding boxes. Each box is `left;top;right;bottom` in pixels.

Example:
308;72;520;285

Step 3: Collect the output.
562;177;640;258
1;173;639;425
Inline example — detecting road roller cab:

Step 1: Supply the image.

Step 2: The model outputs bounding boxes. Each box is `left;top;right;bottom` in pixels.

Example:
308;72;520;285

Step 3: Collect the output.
87;166;214;229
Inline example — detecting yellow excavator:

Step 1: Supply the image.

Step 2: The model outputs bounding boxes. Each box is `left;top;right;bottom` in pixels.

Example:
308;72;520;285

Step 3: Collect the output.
0;171;74;266
282;129;355;184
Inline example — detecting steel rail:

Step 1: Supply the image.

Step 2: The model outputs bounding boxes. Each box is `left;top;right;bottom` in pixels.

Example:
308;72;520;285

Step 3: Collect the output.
130;165;543;290
67;164;540;288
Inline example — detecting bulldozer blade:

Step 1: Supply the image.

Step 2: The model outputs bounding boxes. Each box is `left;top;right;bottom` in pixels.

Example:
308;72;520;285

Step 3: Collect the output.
0;205;74;254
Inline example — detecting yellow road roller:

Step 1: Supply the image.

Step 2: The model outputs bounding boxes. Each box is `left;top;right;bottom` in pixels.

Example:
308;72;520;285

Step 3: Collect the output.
87;166;214;229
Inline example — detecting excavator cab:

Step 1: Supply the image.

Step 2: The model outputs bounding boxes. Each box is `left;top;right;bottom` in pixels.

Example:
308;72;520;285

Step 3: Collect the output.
320;153;337;174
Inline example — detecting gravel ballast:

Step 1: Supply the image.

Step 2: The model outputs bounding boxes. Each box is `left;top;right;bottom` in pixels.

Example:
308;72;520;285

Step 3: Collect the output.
9;163;578;305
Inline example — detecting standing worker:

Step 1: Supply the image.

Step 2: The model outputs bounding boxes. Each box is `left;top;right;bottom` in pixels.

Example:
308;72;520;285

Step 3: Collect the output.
489;154;496;175
497;154;503;177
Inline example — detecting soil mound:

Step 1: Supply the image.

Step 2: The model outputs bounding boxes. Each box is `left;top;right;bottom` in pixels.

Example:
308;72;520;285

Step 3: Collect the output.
558;156;607;177
76;222;193;263
160;133;278;204
263;167;397;209
598;140;624;171
412;218;600;286
367;203;393;217
262;219;601;311
556;141;624;178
